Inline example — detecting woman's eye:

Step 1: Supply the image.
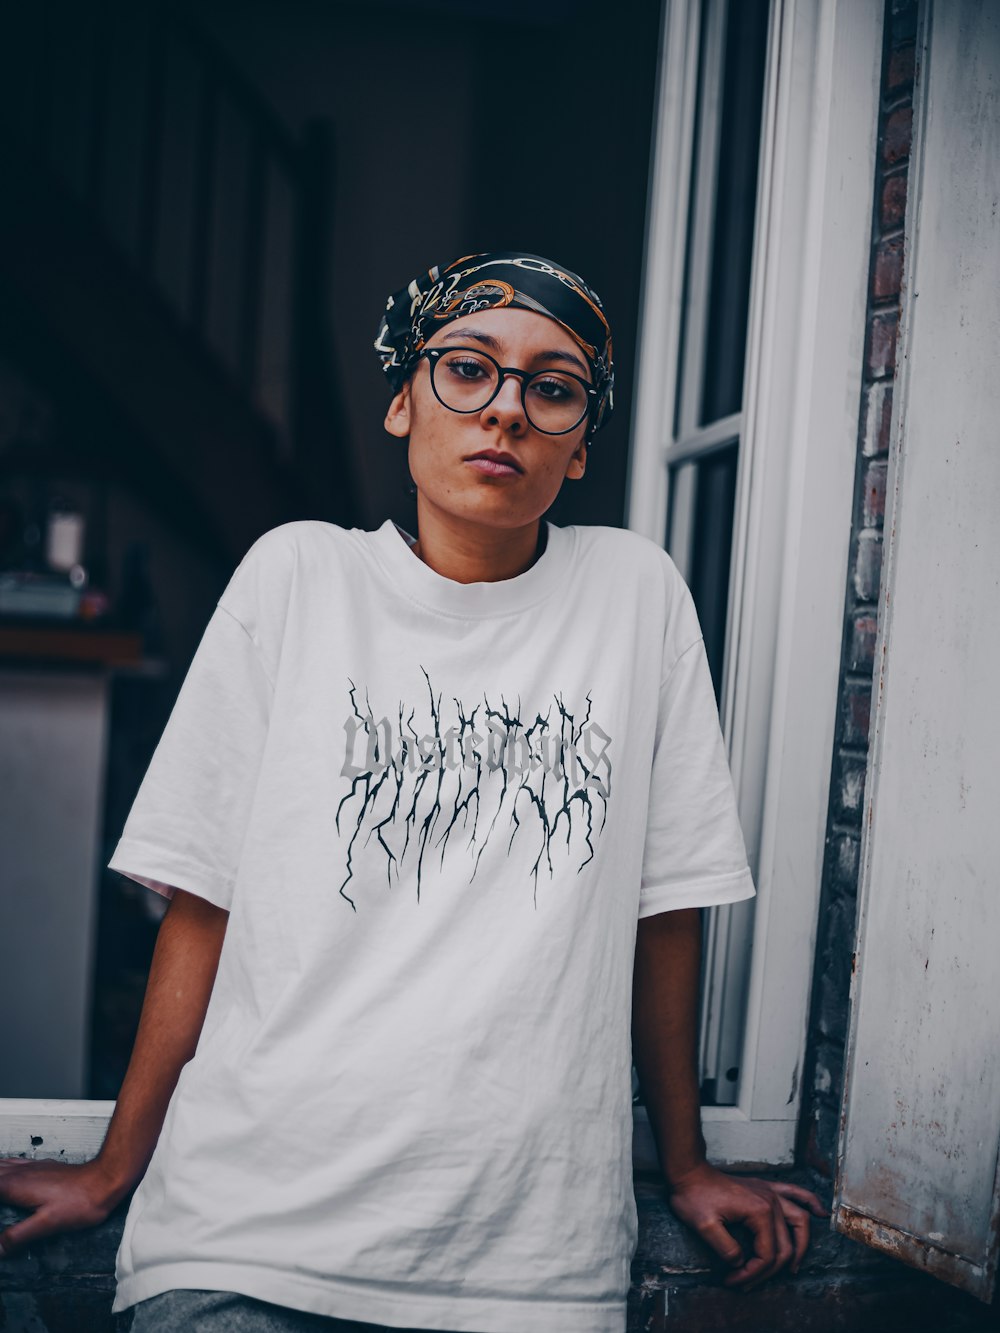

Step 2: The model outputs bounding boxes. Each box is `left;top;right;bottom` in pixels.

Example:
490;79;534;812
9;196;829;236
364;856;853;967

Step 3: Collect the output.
447;358;489;380
531;377;572;400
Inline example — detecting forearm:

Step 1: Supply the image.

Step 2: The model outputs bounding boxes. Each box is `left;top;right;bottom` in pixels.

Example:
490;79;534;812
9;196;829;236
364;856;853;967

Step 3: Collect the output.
92;888;229;1205
631;907;707;1186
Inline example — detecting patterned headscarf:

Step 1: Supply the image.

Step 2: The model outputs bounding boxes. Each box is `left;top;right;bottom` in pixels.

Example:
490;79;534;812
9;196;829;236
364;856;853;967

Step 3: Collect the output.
375;251;615;437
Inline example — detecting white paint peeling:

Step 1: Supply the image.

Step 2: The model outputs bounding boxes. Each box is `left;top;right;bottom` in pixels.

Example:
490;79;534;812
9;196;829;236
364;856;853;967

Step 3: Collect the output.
834;0;1000;1305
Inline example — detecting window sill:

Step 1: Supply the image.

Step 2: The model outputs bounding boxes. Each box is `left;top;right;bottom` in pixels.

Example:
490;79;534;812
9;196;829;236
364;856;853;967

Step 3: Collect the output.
0;1170;870;1312
634;1104;797;1172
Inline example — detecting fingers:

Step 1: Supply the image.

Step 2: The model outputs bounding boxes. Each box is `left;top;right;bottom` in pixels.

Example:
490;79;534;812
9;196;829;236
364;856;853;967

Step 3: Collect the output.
725;1193;800;1290
0;1207;55;1258
729;1197;818;1288
782;1200;812;1274
676;1174;825;1291
0;1163;46;1210
695;1218;745;1270
768;1180;830;1216
724;1253;772;1288
762;1182;828;1278
722;1197;777;1288
761;1194;795;1285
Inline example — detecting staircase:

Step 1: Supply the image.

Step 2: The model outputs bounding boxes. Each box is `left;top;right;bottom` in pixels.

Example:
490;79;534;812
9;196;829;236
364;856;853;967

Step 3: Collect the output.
0;1;354;564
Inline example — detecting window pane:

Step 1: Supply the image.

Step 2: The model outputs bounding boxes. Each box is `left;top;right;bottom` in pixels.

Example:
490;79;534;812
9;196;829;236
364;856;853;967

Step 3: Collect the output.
666;440;739;702
699;0;769;425
672;0;712;441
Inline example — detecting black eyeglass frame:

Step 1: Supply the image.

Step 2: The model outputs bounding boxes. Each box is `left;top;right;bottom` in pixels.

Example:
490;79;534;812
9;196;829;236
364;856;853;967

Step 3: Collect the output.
416;346;598;436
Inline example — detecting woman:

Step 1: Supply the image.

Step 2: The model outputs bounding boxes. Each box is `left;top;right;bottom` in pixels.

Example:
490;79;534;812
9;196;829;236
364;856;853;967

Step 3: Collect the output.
0;251;825;1332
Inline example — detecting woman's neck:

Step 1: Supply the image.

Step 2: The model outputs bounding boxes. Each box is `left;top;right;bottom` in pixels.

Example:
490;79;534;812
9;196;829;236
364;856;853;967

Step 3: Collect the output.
409;509;546;584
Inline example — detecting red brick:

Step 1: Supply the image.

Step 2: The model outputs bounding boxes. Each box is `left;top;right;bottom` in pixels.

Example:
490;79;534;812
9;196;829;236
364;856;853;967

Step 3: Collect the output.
880;171;908;229
887;41;916;91
861;381;893;457
882;105;913;165
872;235;904;300
853;530;883;602
849;611;879;672
833;751;868;824
830;830;862;894
802;1106;836;1177
865;311;898;378
840;680;873;748
862;459;888;528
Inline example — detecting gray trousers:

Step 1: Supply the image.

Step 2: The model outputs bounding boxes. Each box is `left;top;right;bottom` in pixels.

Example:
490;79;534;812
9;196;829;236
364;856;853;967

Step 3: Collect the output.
127;1288;465;1333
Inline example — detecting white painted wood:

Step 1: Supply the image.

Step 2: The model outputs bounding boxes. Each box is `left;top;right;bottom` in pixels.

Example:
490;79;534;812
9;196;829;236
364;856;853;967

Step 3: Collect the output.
676;0;728;446
682;0;764;1106
624;0;702;545
629;0;883;1155
0;1100;799;1176
0;1100;115;1161
666;461;697;583
0;669;111;1097
632;0;764;1107
736;0;883;1127
633;1106;795;1174
834;0;1000;1302
664;412;743;464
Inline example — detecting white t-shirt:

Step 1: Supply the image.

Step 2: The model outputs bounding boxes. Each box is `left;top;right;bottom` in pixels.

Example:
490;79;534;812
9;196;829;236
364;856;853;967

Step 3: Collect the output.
108;517;755;1333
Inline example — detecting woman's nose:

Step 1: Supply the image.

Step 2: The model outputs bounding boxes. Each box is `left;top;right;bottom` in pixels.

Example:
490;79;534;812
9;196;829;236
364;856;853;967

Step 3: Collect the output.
481;372;527;432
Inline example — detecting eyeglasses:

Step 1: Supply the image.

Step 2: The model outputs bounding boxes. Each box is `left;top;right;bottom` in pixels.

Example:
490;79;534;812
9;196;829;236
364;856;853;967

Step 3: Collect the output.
417;347;596;436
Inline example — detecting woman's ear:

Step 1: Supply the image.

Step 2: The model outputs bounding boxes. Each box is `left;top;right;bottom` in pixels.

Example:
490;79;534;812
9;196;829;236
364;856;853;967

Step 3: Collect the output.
384;381;412;438
563;437;588;481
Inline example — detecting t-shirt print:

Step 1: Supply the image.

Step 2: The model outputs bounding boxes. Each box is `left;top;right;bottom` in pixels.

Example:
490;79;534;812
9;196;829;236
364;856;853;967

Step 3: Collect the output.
338;666;614;908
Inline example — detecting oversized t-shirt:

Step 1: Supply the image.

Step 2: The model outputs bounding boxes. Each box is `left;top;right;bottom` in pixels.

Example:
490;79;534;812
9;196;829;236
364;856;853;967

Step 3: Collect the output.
107;517;755;1332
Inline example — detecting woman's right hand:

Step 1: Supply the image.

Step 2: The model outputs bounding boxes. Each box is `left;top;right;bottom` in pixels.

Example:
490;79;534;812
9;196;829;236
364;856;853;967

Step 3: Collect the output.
0;1156;125;1256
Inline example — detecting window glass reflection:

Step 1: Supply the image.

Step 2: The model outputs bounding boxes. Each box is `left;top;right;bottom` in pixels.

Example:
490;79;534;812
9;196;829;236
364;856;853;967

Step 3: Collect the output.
667;441;739;702
700;0;770;426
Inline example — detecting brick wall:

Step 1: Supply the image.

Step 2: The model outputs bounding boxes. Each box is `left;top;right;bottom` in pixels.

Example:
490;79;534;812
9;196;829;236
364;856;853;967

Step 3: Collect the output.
797;0;917;1180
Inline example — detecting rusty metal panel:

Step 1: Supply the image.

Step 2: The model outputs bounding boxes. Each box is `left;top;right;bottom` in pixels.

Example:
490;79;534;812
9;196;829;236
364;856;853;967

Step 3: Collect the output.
833;0;1000;1304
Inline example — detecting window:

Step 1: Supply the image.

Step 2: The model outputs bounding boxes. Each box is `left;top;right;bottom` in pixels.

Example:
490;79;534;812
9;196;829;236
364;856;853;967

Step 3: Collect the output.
628;0;884;1166
665;0;769;1109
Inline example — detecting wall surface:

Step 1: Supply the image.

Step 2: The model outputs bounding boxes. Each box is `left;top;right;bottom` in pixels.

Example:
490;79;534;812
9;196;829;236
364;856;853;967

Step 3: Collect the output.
195;0;661;537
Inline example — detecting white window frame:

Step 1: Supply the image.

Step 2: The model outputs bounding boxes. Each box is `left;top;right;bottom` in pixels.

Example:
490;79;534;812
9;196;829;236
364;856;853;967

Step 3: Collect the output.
629;0;884;1168
0;0;882;1172
0;1100;115;1160
663;0;766;1111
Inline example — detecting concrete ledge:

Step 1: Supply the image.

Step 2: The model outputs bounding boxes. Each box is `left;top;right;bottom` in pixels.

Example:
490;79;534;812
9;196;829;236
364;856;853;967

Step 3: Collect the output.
629;1173;998;1331
1;1170;996;1331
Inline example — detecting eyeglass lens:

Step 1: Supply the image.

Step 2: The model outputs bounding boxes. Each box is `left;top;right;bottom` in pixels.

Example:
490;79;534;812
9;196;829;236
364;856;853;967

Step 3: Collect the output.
430;349;590;434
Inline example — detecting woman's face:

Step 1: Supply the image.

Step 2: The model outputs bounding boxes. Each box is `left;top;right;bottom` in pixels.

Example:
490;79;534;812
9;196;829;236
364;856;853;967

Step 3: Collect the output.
383;307;590;534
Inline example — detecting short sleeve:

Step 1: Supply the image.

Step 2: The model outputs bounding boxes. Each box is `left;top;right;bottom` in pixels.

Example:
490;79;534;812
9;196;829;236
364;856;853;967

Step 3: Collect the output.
638;580;756;918
107;603;272;911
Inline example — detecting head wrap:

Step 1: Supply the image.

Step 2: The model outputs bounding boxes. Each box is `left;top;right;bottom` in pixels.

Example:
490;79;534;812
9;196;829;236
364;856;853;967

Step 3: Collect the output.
375;251;614;437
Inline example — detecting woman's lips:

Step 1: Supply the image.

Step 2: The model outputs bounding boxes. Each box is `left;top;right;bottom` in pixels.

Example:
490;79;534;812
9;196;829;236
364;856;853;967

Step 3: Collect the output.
465;457;523;477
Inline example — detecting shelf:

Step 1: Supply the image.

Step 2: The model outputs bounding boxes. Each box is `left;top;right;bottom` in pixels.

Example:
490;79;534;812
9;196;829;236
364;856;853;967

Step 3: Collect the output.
0;622;145;667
